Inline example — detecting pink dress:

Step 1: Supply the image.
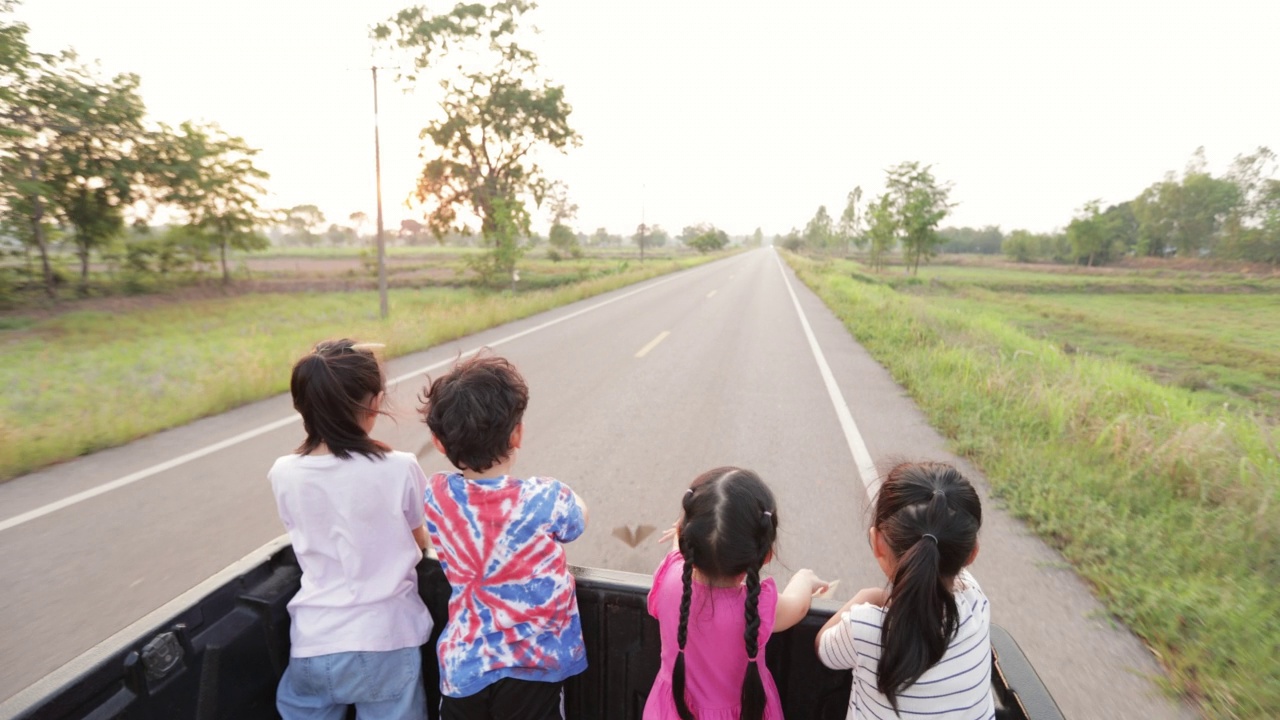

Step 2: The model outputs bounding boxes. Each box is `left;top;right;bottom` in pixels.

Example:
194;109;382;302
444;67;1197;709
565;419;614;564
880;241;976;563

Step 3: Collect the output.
644;549;784;720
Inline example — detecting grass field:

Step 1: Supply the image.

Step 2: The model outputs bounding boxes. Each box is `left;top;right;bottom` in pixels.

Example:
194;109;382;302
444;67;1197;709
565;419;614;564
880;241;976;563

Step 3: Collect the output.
0;254;714;481
786;254;1280;719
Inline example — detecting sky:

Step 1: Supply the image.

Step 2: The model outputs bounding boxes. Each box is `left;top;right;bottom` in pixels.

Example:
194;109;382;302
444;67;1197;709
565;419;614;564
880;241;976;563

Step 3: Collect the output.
13;0;1280;237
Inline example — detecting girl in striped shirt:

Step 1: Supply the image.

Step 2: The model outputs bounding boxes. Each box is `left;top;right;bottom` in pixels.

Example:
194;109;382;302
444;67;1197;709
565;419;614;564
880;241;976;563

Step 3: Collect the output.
816;462;994;720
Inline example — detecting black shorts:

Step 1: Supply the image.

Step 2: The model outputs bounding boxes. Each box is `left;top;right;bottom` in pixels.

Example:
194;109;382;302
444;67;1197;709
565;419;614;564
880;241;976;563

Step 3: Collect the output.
440;678;564;720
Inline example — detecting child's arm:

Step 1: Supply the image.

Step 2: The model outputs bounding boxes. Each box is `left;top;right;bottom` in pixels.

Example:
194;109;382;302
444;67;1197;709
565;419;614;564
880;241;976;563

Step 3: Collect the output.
574;492;590;529
774;568;831;632
412;525;429;551
815;586;888;653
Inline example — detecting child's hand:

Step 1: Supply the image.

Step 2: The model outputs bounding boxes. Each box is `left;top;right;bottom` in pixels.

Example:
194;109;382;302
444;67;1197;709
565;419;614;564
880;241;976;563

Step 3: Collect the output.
657;519;680;549
791;568;833;597
851;586;890;607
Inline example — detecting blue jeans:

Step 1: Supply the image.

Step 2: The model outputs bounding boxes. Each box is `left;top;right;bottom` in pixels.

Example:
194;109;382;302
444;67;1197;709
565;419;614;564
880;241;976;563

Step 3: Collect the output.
277;647;426;720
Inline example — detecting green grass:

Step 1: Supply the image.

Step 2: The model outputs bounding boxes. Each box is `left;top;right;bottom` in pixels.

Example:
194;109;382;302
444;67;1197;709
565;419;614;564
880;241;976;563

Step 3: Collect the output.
0;256;713;481
784;253;1280;719
886;263;1280;295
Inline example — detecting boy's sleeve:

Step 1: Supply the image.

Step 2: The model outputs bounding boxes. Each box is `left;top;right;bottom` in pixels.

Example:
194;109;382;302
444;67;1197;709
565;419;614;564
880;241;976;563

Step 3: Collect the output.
403;458;428;528
548;480;586;543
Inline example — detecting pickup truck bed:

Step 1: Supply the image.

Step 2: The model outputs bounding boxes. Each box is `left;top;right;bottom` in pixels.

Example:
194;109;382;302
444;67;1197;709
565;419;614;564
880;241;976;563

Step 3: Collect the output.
0;537;1063;720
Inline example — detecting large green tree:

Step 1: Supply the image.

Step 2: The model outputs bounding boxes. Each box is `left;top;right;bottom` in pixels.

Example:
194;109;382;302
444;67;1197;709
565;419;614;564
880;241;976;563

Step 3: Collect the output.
1;47;147;295
1220;147;1280;264
151;121;270;283
803;205;834;250
376;0;580;283
837;187;865;251
864;193;897;272
1133;150;1240;258
884;161;953;274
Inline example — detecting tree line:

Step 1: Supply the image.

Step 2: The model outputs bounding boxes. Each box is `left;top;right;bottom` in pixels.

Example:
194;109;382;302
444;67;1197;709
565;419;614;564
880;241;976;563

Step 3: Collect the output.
781;160;954;274
787;148;1280;270
0;1;271;300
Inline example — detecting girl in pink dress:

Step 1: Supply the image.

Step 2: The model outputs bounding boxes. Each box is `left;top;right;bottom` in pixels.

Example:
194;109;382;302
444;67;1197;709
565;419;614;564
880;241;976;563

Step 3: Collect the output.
644;467;831;720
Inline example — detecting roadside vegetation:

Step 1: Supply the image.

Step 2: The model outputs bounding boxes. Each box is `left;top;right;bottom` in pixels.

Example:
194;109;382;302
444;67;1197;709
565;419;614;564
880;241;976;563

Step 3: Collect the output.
784;252;1279;719
0;254;717;482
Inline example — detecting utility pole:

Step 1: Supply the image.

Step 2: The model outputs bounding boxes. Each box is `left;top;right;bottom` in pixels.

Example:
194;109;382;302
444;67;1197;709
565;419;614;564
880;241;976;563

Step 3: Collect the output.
372;65;389;319
640;183;646;262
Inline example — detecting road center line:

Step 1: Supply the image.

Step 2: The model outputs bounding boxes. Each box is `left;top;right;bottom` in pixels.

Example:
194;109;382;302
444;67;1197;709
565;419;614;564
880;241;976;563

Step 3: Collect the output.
706;289;717;298
771;250;880;499
0;265;715;534
635;331;671;358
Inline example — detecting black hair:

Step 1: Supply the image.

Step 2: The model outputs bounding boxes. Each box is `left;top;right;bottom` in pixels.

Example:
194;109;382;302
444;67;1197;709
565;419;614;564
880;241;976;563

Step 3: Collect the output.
418;352;528;473
290;338;389;461
672;467;778;720
873;461;982;711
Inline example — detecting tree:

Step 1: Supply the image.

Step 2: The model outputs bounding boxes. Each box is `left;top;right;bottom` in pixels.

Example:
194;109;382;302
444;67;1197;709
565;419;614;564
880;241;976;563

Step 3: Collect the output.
3;51;149;293
803;205;834;251
150;121;270;283
865;194;897;272
375;1;580;283
1066;200;1117;267
1220;147;1280;263
1133;150;1241;258
837;187;865;251
884;161;953;274
283;204;325;246
348;211;369;239
748;227;764;248
547;222;579;259
686;225;728;253
1002;229;1035;262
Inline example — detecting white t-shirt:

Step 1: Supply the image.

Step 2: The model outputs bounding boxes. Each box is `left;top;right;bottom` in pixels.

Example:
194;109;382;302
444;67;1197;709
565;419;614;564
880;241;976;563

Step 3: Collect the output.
269;450;433;657
818;570;994;720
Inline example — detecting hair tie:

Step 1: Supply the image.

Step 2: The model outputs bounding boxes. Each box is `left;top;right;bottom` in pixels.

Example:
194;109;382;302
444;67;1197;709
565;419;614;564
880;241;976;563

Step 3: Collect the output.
762;510;772;518
685;488;694;495
921;533;939;544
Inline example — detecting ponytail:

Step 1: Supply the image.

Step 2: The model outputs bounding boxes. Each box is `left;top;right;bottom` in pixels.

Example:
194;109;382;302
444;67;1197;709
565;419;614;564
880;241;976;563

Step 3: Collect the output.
872;463;981;712
740;565;766;720
672;557;696;720
877;533;958;710
291;339;389;461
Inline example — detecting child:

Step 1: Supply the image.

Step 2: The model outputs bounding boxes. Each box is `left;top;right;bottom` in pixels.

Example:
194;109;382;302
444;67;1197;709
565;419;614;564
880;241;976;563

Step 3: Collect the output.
645;466;830;720
418;353;588;719
816;462;992;719
269;339;434;720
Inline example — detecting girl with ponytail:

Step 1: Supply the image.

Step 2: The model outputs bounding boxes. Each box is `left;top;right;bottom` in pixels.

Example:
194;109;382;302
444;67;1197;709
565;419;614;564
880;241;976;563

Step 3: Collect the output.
816;462;993;719
644;467;830;720
270;339;434;720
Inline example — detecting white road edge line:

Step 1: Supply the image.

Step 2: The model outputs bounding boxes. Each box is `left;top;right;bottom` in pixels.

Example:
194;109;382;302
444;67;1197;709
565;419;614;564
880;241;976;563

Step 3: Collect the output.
0;265;714;534
771;249;880;499
635;330;671;358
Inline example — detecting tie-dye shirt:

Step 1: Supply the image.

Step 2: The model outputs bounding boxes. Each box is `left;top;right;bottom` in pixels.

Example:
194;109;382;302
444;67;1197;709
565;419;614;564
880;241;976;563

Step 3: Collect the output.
424;472;588;697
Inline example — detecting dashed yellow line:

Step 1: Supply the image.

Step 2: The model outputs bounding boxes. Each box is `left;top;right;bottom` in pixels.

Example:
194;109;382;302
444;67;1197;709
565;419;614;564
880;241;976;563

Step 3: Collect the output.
635;330;671;358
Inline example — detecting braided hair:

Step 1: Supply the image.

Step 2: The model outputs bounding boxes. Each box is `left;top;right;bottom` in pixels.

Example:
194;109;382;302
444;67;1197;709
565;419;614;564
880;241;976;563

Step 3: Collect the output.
872;462;982;711
672;467;778;720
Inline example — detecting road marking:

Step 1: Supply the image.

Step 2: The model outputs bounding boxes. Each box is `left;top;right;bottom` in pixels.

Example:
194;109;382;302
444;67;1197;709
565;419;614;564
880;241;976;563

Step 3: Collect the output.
706;290;717;298
771;250;880;499
635;331;670;358
0;265;717;534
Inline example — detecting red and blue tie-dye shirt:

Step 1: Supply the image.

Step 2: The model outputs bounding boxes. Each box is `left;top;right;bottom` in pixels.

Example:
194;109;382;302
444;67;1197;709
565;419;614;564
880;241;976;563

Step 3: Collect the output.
424;472;588;697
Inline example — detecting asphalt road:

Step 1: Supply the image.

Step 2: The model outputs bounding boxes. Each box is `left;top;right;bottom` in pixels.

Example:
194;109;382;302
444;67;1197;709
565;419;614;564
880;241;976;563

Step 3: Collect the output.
0;248;1196;718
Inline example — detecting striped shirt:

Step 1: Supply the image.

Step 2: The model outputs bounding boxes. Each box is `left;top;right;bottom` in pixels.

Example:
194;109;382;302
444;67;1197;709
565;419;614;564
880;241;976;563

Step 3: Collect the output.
817;570;994;720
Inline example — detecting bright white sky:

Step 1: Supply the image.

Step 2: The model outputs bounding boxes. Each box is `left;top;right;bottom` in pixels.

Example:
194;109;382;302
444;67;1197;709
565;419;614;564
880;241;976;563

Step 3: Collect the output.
14;0;1280;237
